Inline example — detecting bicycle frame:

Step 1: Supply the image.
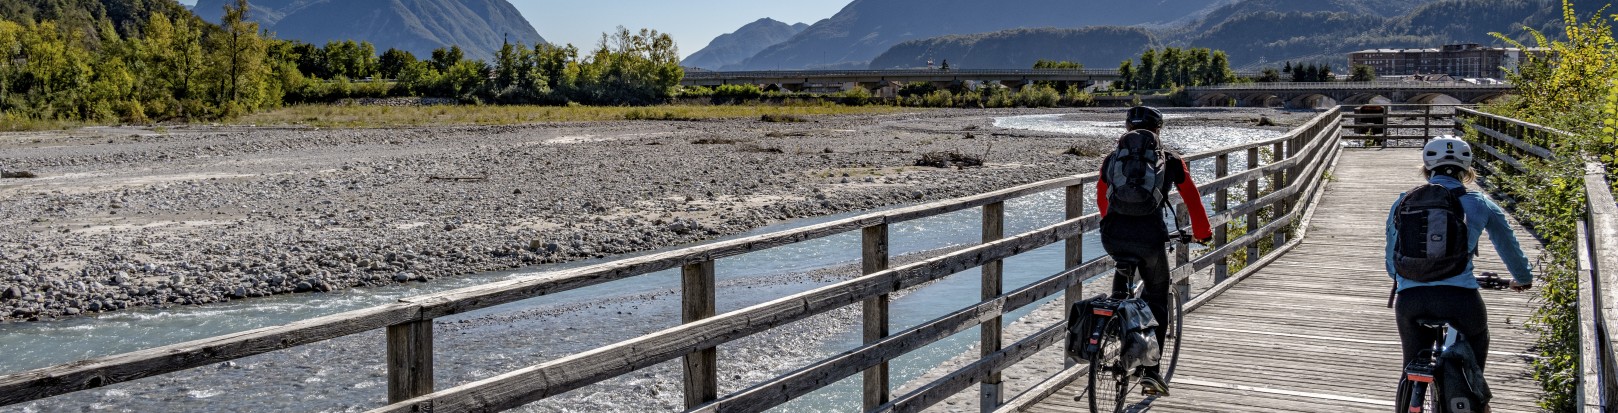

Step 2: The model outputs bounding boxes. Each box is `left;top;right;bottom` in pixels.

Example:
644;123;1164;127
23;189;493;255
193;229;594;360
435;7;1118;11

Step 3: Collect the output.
1396;273;1507;413
1404;323;1454;412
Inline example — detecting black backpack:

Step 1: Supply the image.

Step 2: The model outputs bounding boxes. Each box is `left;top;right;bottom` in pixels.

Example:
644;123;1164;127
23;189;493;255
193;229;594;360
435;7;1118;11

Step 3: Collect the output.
1436;333;1491;412
1392;184;1471;282
1104;131;1168;216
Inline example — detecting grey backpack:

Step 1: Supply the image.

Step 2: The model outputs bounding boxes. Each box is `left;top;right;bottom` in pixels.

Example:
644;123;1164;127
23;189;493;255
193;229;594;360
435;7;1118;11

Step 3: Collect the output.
1104;131;1168;216
1392;184;1471;281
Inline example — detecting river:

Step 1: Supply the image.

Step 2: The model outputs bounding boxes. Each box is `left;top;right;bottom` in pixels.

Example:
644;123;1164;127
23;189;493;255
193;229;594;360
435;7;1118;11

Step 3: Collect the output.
0;111;1286;413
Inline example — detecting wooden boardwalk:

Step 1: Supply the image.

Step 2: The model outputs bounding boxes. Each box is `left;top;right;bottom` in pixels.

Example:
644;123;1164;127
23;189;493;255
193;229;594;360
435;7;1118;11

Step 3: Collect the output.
1028;148;1545;412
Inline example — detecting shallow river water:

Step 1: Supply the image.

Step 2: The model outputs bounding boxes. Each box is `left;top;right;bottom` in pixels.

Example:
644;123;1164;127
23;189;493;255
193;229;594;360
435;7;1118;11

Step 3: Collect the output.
0;112;1286;412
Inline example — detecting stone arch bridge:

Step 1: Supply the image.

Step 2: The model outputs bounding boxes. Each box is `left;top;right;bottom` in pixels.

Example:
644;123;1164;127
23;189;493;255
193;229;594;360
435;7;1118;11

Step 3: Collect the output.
1188;81;1515;108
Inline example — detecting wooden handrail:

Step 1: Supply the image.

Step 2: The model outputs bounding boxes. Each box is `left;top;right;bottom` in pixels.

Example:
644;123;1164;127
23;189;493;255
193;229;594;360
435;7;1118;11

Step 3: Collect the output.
1455;107;1561;166
1457;107;1618;411
0;108;1348;412
1579;163;1618;411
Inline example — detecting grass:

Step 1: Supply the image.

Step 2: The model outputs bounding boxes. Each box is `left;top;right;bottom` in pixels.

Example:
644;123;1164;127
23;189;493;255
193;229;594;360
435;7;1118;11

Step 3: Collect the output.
234;103;917;128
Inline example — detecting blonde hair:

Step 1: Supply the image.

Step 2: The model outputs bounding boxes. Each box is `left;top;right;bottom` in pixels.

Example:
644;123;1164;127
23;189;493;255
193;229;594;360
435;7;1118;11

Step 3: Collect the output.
1421;164;1477;184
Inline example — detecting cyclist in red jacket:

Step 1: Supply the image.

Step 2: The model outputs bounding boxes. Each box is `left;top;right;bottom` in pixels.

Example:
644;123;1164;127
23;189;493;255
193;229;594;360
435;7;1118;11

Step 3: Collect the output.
1095;106;1213;395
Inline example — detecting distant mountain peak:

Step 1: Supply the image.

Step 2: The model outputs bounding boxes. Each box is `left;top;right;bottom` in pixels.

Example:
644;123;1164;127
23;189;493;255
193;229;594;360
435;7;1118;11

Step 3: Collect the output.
682;17;810;70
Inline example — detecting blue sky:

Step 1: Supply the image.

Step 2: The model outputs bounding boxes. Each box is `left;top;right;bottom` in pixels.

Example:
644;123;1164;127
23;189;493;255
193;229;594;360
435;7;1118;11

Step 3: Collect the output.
177;0;848;59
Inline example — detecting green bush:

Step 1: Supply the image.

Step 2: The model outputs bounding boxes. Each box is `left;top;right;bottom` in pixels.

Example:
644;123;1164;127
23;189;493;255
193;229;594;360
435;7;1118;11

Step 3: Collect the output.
839;87;874;106
1014;85;1061;108
712;84;763;102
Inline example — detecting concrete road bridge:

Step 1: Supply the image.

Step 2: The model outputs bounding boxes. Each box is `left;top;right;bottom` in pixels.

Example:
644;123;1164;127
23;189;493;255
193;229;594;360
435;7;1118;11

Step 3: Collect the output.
1188;81;1515;108
3;108;1613;413
681;69;1126;92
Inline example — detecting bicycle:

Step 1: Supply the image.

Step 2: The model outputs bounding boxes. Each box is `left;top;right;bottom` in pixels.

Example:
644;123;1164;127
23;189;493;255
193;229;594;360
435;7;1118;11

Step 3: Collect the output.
1074;231;1192;413
1393;272;1510;413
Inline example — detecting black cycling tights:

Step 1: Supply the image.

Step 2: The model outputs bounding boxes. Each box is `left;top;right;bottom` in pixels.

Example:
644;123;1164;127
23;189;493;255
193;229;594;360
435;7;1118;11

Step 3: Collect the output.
1394;286;1491;371
1101;238;1171;374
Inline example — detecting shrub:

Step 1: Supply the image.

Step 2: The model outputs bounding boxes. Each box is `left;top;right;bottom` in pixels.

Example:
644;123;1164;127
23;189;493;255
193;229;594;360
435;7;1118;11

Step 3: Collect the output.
712;84;763;102
839;87;874;106
1014;85;1061;108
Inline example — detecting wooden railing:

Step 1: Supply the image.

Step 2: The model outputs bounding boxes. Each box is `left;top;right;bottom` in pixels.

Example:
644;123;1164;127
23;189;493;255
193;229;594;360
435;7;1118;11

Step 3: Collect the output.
1578;164;1618;412
1456;108;1618;411
1338;103;1471;148
0;109;1346;413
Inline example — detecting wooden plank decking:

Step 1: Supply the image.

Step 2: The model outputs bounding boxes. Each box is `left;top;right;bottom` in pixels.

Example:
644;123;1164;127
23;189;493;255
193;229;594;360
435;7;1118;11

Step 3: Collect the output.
1027;148;1545;412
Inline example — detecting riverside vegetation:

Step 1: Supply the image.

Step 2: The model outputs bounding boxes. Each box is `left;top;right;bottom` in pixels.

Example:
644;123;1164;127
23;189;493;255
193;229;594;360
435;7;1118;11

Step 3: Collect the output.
1468;1;1618;410
0;0;688;129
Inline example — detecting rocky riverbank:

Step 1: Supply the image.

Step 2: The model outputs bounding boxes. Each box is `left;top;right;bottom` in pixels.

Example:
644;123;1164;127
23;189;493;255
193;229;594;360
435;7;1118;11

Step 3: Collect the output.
0;107;1308;322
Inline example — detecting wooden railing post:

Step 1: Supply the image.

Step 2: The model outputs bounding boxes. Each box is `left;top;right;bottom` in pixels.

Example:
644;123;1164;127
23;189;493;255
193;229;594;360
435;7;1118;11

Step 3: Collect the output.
683;259;718;408
1424;105;1433;142
1174;204;1192;300
862;224;891;411
387;319;434;404
1271;141;1289;246
1214;154;1230;283
1246;147;1261;267
1063;184;1084;369
980;202;1005;412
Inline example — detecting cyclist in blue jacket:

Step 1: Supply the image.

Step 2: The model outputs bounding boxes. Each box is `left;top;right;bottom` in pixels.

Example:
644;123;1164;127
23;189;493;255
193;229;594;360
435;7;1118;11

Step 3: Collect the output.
1384;136;1534;372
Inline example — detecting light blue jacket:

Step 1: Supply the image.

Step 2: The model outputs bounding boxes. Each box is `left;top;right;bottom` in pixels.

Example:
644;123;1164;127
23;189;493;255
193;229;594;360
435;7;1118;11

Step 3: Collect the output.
1384;175;1534;291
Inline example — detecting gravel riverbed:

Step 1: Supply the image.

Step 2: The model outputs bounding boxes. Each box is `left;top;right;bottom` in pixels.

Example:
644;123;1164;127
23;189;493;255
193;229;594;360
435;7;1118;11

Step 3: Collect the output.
0;107;1307;323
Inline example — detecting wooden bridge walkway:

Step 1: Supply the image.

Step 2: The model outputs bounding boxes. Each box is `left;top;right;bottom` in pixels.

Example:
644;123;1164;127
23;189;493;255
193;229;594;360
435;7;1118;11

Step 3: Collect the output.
1028;148;1544;412
10;107;1607;413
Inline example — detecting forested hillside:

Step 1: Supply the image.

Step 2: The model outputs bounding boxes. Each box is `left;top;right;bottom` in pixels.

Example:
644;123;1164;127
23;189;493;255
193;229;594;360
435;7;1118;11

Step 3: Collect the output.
729;0;1228;70
192;0;546;60
868;27;1154;70
0;0;195;34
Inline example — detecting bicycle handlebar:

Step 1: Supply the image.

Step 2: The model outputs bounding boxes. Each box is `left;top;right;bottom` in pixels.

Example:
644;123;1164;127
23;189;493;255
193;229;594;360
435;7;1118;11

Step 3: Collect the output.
1476;272;1510;290
1169;230;1197;246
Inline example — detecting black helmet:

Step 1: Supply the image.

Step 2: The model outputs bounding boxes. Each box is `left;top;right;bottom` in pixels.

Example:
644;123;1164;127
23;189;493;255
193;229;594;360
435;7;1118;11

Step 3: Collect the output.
1126;106;1163;130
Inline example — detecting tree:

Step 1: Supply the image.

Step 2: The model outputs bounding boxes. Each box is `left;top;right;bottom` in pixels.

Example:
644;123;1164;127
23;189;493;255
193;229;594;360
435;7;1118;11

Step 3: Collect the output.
1257;68;1282;83
1206;50;1235;85
1350;64;1377;82
1185;47;1209;86
206;0;269;114
378;48;415;79
1139;49;1157;90
1118;60;1134;91
431;46;463;72
1033;59;1083;69
1156;47;1180;88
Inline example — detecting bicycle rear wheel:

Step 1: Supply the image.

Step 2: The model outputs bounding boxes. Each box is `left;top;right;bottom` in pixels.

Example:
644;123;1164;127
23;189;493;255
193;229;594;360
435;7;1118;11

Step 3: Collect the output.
1160;287;1184;383
1086;317;1132;413
1395;376;1438;413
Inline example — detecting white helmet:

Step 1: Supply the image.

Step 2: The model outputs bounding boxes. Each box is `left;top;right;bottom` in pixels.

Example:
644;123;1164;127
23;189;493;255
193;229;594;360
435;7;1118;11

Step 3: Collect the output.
1423;135;1473;169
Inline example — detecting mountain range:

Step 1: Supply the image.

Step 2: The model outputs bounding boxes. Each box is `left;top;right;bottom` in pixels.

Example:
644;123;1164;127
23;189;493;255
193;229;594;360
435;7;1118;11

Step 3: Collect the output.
687;0;1606;71
681;18;807;70
191;0;545;60
869;27;1155;70
720;0;1235;70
